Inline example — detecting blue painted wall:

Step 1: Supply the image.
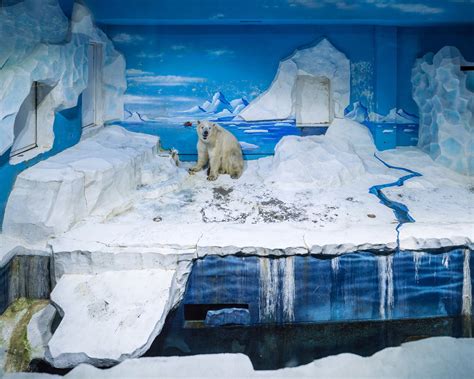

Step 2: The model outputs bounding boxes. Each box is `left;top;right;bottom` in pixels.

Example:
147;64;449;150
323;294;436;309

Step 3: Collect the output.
0;98;83;228
374;26;397;116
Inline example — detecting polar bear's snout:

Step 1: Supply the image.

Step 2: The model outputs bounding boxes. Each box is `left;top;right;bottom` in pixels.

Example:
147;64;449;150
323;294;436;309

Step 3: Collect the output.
197;121;213;141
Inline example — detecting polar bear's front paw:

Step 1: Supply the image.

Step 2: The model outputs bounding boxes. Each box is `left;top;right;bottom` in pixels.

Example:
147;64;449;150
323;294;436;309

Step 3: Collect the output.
188;167;198;175
207;174;218;181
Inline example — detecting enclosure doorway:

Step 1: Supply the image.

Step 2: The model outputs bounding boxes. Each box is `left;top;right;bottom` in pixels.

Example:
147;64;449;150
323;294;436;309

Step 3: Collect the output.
82;42;103;128
10;82;54;158
294;75;331;126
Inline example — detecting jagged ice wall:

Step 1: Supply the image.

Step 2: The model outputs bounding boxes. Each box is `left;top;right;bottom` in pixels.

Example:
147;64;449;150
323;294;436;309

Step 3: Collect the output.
412;46;473;176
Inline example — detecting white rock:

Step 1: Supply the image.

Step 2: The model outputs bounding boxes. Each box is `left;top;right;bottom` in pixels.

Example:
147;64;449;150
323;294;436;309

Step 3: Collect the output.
46;268;179;368
412;46;474;175
27;304;56;361
2;126;159;242
240;39;350;121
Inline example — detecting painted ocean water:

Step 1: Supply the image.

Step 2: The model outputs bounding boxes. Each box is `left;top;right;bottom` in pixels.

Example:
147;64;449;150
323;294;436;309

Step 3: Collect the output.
119;120;325;161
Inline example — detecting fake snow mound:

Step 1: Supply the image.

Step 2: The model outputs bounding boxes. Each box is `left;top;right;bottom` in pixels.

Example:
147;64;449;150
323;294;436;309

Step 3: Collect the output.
14;337;474;378
264;119;375;190
0;1;126;157
412;46;474;176
240;38;350;121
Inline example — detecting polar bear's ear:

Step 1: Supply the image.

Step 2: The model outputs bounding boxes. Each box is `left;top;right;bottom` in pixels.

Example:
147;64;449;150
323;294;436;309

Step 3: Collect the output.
197;120;201;125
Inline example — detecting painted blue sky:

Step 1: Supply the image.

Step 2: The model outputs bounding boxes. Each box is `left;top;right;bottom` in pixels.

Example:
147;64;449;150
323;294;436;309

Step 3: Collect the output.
107;25;302;118
88;0;474;25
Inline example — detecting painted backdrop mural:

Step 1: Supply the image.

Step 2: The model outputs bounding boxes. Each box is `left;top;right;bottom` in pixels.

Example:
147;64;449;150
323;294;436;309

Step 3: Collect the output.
105;25;378;159
104;24;473;160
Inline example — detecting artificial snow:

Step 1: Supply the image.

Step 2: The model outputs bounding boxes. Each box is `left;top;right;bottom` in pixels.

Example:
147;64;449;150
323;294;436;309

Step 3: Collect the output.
240;38;350;121
0;1;126;158
412;46;474;175
265;119;373;190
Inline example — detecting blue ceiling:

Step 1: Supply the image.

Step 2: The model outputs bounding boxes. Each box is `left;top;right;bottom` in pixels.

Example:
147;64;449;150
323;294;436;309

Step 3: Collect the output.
81;0;474;26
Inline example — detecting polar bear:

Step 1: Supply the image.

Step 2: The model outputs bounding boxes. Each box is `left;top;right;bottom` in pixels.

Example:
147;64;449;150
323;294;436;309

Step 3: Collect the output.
188;120;244;180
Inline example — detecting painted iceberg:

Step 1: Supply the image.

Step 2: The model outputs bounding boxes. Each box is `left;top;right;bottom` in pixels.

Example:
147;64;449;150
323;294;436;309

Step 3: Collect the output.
240;38;350;122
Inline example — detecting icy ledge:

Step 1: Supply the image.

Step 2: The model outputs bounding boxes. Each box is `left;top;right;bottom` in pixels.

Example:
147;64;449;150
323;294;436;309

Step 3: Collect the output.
45;261;191;368
2;126;160;242
48;221;472;281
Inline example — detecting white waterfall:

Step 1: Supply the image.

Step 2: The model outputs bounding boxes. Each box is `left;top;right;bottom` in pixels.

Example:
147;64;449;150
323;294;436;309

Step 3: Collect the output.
413;251;425;282
462;249;471;317
259;258;279;322
282;256;295;322
259;257;295;323
331;256;340;273
442;253;450;268
378;255;394;319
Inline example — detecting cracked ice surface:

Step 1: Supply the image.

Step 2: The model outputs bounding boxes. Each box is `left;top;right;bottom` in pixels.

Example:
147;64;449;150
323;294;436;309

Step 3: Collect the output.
412;46;474;176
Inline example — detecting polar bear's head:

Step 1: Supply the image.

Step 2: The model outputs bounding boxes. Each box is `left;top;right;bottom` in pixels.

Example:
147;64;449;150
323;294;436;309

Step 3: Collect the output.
196;120;216;142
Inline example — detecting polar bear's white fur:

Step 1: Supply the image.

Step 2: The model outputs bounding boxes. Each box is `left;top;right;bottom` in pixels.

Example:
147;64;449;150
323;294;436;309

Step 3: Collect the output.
189;121;244;180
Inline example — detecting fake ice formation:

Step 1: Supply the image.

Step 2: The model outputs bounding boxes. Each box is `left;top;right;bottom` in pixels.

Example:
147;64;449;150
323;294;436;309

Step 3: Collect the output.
2;126;161;242
412;46;474;176
0;0;126;158
240;38;350;122
264;119;374;190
